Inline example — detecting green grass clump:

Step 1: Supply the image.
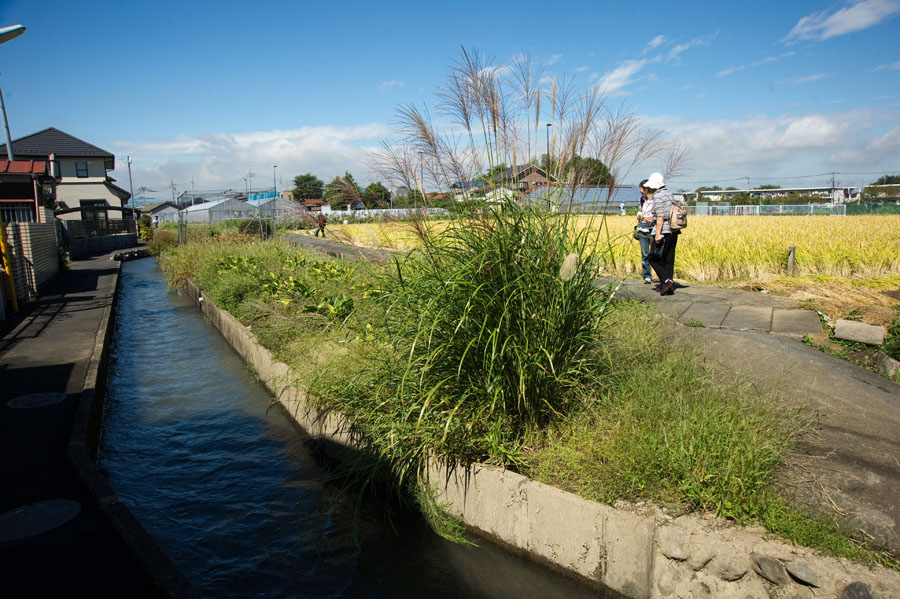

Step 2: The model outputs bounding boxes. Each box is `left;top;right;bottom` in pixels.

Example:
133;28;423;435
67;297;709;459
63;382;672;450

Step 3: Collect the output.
313;203;616;486
524;302;806;521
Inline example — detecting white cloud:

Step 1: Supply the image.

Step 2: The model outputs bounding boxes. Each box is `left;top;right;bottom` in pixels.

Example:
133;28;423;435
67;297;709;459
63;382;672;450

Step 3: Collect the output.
545;53;563;65
109;124;393;193
642;109;899;180
596;59;647;96
667;34;714;60
787;72;835;84
865;124;900;153
378;80;406;92
573;66;590;72
717;56;778;77
784;0;900;42
873;60;900;70
646;35;666;51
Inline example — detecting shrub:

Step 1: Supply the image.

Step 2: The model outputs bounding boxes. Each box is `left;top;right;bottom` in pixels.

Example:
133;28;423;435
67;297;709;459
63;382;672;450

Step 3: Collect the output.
138;214;153;241
147;230;177;255
235;218;273;238
885;309;900;361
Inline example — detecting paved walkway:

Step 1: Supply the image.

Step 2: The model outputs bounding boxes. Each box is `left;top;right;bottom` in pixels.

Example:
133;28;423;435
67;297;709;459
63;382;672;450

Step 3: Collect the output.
0;249;193;598
608;278;825;338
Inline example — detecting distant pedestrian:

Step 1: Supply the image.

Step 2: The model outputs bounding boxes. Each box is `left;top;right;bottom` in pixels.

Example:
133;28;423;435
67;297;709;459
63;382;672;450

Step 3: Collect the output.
619;200;626;215
313;212;327;237
635;180;654;284
644;172;679;295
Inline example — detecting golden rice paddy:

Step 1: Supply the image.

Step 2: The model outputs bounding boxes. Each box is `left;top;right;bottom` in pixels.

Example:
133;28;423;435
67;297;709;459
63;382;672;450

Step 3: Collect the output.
319;214;900;324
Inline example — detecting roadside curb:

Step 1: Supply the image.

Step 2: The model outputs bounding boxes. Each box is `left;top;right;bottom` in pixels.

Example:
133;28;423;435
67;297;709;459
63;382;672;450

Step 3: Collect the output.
66;258;198;599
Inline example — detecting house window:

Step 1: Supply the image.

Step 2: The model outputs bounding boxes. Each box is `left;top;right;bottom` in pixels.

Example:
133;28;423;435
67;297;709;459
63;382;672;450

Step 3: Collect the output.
80;199;109;222
76;162;89;178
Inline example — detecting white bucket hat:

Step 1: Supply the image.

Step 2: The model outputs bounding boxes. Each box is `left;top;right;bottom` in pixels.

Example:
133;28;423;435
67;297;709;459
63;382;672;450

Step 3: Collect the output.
646;172;665;189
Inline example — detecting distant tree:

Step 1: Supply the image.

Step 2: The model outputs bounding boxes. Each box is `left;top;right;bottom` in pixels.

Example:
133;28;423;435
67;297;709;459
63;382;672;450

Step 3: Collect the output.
391;190;424;208
476;163;509;183
758;184;781;189
874;175;900;185
568;156;611;186
292;173;324;200
324;172;362;209
862;185;900;203
362;181;391;208
695;185;722;194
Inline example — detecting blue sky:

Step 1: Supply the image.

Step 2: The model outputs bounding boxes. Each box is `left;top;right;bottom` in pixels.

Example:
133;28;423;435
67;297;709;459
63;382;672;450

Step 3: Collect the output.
1;0;899;200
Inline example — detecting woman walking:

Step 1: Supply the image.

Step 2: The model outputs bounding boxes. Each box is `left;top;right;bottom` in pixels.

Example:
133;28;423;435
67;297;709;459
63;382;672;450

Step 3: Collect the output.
635;179;654;284
644;172;679;295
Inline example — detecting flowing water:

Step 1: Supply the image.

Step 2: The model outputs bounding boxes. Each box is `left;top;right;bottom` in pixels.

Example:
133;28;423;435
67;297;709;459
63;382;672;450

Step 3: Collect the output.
99;258;605;598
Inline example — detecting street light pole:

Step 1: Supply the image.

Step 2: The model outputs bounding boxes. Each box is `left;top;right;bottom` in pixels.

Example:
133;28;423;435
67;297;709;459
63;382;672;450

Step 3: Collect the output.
546;123;552;196
0;25;27;162
127;156;136;233
273;165;277;196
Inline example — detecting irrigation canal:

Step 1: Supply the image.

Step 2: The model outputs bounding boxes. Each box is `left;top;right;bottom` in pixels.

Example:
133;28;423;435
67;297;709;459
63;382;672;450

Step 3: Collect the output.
99;258;605;598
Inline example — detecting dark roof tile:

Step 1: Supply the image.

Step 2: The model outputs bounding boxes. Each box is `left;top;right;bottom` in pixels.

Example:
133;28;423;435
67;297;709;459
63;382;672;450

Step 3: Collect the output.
0;127;114;160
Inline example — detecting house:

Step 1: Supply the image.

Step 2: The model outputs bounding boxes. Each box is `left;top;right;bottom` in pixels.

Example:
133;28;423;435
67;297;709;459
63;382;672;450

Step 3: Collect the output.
696;186;860;203
140;201;179;226
0;159;57;224
0;127;131;224
492;165;555;192
0;159;59;310
301;199;331;213
450;181;484;198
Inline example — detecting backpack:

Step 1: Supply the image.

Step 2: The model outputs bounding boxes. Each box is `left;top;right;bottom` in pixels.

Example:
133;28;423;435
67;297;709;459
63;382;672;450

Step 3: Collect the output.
669;203;687;231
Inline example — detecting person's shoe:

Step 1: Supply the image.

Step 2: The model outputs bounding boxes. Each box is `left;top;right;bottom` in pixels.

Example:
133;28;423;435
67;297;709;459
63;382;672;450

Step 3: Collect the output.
658;279;674;295
643;277;652;284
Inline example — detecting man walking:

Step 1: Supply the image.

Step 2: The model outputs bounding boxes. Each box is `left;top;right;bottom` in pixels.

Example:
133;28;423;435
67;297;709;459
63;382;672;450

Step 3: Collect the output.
313;212;327;237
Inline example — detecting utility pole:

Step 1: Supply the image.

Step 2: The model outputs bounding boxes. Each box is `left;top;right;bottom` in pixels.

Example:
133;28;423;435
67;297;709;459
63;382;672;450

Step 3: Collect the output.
190;176;195;206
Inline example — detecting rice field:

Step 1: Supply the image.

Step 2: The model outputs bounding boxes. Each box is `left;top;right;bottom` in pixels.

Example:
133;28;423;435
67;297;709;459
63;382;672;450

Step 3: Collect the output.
327;215;900;284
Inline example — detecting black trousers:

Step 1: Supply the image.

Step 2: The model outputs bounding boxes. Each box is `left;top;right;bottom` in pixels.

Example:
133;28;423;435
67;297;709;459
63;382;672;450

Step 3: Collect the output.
650;232;678;282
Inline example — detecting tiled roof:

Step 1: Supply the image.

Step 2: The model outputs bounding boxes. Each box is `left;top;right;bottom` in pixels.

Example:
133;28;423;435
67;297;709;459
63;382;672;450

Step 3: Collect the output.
0;127;114;159
141;201;177;213
0;159;49;174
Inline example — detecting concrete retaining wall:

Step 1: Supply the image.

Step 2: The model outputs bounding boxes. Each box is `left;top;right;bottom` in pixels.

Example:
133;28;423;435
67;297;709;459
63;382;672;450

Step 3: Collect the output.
68;232;138;259
185;278;900;599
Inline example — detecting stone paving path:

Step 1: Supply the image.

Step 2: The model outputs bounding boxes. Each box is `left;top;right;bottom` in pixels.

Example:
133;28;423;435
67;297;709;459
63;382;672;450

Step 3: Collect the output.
283;231;824;339
607;278;824;339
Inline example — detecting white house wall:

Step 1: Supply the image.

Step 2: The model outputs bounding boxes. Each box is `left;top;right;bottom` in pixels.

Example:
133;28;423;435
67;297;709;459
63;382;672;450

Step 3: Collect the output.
57;181;127;222
57;158;107;179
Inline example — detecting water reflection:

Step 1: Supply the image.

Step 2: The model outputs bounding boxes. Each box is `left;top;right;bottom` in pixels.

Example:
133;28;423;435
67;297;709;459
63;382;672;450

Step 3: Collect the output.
100;258;604;598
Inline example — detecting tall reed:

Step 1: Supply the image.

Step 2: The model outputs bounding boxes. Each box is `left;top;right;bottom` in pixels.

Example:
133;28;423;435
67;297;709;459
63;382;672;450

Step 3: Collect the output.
315;201;616;491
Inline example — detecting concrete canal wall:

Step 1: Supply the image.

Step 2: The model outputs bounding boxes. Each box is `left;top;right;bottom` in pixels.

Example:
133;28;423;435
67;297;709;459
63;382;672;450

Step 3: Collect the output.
184;278;900;599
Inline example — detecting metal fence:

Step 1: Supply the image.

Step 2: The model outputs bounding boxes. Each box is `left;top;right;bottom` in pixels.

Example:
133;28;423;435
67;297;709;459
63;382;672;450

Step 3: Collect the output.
0;204;37;223
63;219;137;239
164;204;450;226
687;204;846;216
